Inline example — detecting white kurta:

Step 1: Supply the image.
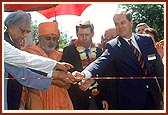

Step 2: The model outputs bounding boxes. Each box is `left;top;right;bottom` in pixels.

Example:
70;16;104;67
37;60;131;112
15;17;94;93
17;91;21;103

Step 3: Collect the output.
4;40;57;74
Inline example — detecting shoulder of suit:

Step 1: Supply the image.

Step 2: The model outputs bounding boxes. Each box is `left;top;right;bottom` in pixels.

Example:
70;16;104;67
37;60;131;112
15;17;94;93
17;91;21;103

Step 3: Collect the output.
135;33;151;40
63;44;76;50
135;33;154;43
96;47;102;51
95;47;103;55
106;36;119;47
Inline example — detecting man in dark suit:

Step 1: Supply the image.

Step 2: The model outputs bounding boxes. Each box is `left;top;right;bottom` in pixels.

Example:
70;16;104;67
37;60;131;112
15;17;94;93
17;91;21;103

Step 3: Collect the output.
61;20;108;110
73;9;164;110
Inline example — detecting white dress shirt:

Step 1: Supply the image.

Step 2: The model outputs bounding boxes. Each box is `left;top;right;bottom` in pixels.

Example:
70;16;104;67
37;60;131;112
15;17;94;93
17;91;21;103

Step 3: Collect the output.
123;34;141;53
4;40;58;77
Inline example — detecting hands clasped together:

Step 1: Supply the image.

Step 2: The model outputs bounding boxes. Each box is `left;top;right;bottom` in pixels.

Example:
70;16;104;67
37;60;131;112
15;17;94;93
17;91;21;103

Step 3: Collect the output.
51;62;93;90
52;62;109;110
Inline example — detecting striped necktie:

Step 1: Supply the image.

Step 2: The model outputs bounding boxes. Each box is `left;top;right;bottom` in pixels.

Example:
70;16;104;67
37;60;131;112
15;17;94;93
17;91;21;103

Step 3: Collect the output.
128;39;148;75
85;48;90;64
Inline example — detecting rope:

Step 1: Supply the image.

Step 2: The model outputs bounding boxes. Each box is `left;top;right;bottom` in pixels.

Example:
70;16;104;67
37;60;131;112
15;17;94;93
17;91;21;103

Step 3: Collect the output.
4;76;163;81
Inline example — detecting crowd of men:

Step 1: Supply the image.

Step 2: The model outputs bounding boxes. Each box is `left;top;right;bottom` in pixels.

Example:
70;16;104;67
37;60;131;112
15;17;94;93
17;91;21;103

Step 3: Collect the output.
4;9;164;110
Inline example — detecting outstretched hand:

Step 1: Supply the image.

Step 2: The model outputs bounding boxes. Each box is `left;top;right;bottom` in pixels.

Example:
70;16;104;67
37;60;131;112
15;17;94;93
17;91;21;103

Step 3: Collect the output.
51;70;74;87
54;62;74;72
72;71;85;81
78;79;95;91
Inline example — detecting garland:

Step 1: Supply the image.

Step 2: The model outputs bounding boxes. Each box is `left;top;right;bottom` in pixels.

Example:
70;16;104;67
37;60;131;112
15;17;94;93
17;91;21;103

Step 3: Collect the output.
75;40;97;69
74;40;99;96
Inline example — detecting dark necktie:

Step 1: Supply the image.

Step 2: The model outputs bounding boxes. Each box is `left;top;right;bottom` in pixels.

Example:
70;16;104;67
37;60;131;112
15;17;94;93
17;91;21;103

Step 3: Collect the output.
128;39;148;75
85;48;90;64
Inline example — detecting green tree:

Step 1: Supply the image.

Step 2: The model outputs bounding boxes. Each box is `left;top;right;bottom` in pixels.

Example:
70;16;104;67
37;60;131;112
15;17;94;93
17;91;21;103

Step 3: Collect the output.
31;20;38;44
118;4;164;40
59;29;73;49
31;20;71;48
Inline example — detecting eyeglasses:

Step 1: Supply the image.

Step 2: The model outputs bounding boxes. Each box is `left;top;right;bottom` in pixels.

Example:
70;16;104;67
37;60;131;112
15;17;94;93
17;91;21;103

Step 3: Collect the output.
19;27;31;34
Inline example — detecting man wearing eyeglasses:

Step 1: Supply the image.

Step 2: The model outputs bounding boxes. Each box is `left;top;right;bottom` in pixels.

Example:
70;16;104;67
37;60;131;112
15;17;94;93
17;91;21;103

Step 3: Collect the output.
21;21;73;110
4;10;74;110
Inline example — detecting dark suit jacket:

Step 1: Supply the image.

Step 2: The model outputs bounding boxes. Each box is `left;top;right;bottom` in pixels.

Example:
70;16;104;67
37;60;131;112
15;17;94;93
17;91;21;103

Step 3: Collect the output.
61;44;102;109
85;34;164;109
4;31;23;109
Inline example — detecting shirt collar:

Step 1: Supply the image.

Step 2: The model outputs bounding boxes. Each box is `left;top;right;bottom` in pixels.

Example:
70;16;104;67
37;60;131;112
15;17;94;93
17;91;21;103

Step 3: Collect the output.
84;44;91;51
122;33;135;45
8;33;14;42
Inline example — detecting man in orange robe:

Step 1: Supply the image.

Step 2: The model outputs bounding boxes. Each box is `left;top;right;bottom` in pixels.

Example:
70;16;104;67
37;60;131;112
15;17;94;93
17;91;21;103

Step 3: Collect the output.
21;21;73;110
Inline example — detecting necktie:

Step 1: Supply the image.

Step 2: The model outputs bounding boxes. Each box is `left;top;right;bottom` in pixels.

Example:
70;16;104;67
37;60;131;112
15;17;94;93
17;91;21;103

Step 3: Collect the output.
85;48;90;64
128;39;148;75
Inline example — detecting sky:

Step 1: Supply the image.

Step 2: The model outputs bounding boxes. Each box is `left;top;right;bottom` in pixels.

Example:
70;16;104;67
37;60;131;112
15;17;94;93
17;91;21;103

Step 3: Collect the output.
3;3;119;43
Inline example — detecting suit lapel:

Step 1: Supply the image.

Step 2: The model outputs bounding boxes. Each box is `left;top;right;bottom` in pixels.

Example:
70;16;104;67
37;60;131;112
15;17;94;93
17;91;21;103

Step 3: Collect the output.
117;36;140;66
134;34;151;72
134;34;149;58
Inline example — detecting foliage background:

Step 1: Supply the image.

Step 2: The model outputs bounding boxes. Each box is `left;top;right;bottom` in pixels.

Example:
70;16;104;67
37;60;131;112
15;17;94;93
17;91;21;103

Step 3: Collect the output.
31;21;71;49
31;4;164;49
119;4;164;41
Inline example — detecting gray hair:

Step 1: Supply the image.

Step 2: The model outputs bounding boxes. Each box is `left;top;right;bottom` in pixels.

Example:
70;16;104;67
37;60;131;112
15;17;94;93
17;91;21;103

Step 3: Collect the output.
113;9;132;22
4;10;31;29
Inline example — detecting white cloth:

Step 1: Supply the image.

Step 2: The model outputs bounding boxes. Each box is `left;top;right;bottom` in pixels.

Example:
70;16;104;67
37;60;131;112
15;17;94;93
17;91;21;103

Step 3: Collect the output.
4;40;57;76
82;69;92;79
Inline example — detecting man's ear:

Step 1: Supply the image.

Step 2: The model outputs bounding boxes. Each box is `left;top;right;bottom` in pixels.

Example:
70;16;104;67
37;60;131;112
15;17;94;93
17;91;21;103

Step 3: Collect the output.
130;20;133;28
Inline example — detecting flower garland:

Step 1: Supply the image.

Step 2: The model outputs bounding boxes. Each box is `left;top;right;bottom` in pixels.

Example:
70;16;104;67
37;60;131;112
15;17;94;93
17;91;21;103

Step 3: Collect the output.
74;40;99;96
75;40;97;69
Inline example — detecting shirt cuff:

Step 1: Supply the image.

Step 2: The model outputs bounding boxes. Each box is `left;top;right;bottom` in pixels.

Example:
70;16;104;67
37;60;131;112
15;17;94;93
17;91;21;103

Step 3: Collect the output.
82;69;92;79
47;70;53;78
